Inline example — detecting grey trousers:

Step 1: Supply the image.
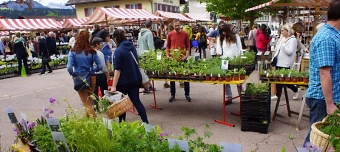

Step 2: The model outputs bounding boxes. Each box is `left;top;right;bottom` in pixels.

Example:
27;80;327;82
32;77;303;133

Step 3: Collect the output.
225;84;242;98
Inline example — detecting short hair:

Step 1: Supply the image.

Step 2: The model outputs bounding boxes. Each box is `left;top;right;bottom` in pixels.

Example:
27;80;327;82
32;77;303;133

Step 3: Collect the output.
49;32;54;36
113;29;126;46
92;37;103;47
327;0;340;21
281;23;295;36
145;20;152;28
292;22;304;33
173;19;180;23
94;24;101;31
252;24;257;29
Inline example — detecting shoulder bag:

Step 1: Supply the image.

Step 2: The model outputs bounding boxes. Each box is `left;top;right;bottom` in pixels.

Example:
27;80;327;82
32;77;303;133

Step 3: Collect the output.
130;51;151;88
73;53;94;91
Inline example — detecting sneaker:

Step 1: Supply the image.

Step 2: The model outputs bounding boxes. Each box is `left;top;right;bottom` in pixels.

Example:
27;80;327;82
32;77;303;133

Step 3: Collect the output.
39;73;45;75
271;95;278;100
169;96;175;102
48;71;53;73
180;83;184;88
185;95;191;102
293;88;301;100
163;83;170;88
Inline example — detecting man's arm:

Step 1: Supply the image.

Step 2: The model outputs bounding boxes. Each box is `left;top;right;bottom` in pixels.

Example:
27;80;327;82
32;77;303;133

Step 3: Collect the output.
320;67;338;114
147;32;155;50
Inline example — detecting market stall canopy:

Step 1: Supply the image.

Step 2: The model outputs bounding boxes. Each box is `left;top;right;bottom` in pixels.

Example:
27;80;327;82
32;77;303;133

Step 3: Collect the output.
185;13;211;22
0;19;62;31
0;31;8;36
154;11;194;22
63;18;91;29
245;0;332;12
84;8;163;25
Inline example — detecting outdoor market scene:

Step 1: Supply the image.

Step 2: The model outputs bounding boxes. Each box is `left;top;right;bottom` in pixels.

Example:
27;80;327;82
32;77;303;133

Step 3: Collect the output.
0;0;339;151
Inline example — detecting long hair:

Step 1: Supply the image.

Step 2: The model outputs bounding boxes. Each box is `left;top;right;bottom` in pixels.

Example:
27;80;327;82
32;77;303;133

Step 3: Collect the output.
198;26;206;34
71;30;96;55
113;29;127;47
219;23;236;46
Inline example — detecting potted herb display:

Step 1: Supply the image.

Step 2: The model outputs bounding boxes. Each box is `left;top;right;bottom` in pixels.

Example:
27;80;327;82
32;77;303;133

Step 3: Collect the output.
205;69;211;81
302;71;309;83
233;69;240;81
291;70;299;82
211;68;219;81
259;70;267;80
239;68;246;80
297;72;304;82
218;69;225;81
225;70;232;82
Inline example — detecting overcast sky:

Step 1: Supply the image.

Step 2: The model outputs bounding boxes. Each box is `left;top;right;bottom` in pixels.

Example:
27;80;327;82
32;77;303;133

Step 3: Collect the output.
0;0;69;6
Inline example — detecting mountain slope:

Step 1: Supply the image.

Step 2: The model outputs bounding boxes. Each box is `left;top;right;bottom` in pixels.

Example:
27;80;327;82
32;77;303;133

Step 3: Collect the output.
45;2;73;9
1;0;46;11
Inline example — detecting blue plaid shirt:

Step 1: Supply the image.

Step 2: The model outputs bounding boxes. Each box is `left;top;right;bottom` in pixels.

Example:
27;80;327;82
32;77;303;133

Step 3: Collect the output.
306;24;340;103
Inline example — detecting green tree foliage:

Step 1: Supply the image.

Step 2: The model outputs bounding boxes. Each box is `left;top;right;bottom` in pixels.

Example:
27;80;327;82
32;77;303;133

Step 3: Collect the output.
182;2;189;14
0;8;75;18
198;0;269;20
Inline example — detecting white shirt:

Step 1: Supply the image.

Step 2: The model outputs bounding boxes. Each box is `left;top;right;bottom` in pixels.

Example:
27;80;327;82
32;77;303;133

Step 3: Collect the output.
216;35;242;59
69;37;75;48
94;50;108;74
273;35;297;68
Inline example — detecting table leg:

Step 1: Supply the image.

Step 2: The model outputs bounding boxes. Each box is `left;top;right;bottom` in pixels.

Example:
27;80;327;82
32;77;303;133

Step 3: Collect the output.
231;84;242;116
150;80;162;110
283;85;292;117
272;91;281;121
215;84;235;127
296;95;307;131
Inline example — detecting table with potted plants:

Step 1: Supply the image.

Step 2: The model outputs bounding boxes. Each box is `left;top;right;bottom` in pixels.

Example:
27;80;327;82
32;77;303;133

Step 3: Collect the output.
139;51;256;127
259;68;309;130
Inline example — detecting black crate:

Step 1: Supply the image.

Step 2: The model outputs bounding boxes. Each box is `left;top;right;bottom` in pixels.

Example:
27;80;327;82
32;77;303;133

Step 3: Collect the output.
241;92;270;103
241;118;269;134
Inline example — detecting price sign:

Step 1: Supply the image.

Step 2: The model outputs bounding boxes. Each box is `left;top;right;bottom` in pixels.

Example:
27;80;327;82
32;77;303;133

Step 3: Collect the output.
221;60;229;70
5;107;18;124
157;52;162;60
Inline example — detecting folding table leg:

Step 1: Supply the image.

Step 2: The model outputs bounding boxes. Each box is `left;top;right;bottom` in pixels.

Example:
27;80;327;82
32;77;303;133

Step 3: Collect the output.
296;95;307;130
150;80;162;110
283;85;292;117
272;94;281;121
215;84;235;127
231;84;243;116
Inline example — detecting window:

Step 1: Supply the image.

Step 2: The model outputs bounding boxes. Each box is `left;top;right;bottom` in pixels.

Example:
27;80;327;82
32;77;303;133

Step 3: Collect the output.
163;0;169;2
104;5;120;8
125;3;142;9
84;7;95;17
169;0;173;3
154;3;158;11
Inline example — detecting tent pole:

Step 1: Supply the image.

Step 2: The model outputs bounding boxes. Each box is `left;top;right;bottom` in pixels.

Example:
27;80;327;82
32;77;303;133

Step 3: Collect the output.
105;14;109;27
313;0;320;35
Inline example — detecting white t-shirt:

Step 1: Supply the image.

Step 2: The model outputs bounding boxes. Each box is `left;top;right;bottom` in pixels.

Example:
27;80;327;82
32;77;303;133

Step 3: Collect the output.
69;37;75;48
94;50;108;74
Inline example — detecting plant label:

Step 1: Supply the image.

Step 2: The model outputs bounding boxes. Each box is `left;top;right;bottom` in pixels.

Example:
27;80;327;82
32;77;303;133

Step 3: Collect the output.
220;142;242;152
142;122;155;133
157;52;162;60
51;132;70;152
102;118;113;139
256;52;263;56
264;51;270;56
168;138;189;152
221;60;228;70
47;118;61;132
5;106;18;124
240;56;247;59
20;112;28;131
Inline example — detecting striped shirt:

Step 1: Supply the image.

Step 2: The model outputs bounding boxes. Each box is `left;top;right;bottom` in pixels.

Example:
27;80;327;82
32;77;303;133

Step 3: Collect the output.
306;24;340;103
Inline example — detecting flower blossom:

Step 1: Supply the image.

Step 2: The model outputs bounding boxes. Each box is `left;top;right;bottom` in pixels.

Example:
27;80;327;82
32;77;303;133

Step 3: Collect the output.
49;98;56;103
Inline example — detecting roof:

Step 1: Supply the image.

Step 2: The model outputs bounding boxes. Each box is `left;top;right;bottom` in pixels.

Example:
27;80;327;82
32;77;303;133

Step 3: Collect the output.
0;19;62;31
63;18;92;29
154;11;194;22
84;8;163;25
245;0;332;12
185;13;211;22
66;0;112;6
19;15;77;21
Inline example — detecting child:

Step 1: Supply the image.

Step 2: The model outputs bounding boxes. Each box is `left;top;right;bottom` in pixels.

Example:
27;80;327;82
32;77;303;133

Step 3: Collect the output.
92;37;109;112
210;37;217;57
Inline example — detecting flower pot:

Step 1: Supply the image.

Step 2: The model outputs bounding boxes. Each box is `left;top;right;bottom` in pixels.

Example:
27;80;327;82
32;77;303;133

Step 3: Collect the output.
303;78;309;83
285;77;291;82
292;77;298;82
233;75;239;81
225;76;232;82
240;75;246;80
279;77;285;82
211;76;217;81
205;76;211;81
218;77;224;81
199;75;205;80
298;78;303;82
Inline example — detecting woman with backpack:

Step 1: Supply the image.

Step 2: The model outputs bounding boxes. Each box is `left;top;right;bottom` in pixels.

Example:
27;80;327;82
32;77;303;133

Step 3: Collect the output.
247;24;258;52
195;26;208;59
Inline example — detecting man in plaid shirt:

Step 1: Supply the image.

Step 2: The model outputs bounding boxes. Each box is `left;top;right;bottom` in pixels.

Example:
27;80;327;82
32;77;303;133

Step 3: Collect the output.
304;0;340;146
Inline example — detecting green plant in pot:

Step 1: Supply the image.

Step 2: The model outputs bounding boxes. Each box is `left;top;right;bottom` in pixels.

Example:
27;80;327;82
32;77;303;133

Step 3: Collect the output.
302;71;309;83
205;68;212;81
225;70;232;82
233;69;240;81
211;68;219;81
290;70;299;82
218;69;226;81
259;70;267;79
239;68;246;80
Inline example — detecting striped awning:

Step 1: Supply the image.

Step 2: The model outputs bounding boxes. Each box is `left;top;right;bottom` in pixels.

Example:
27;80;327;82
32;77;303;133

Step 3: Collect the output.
184;13;211;22
154;11;194;22
63;18;92;29
0;31;8;36
245;0;332;12
85;8;163;25
0;19;62;31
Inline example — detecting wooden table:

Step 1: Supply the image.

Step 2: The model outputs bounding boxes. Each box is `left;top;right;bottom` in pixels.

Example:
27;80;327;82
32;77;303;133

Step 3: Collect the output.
262;81;309;130
149;78;248;127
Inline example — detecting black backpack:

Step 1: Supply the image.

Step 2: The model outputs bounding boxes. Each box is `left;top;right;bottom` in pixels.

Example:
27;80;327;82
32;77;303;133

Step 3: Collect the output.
199;33;207;44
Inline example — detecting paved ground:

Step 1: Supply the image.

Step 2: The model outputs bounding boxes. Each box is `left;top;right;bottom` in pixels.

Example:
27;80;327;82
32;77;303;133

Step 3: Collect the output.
0;68;310;152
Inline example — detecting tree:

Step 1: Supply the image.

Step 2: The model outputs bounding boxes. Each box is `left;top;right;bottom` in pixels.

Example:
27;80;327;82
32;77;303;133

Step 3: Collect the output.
182;2;189;14
198;0;269;26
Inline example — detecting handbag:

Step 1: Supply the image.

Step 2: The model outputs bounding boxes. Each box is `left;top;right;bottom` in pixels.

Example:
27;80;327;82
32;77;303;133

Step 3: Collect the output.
42;56;51;64
130;51;151;88
271;37;294;67
72;53;94;91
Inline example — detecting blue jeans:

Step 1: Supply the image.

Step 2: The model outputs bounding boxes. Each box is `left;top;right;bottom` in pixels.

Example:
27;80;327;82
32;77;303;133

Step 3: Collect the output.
303;97;327;147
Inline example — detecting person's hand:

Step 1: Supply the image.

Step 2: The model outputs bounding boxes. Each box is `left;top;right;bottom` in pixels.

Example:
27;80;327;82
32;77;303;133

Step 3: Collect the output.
217;53;222;56
110;87;116;92
326;103;338;115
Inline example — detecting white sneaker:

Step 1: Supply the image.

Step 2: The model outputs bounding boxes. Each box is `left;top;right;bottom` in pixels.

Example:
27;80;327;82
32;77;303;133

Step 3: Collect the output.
271;95;278;100
293;88;301;100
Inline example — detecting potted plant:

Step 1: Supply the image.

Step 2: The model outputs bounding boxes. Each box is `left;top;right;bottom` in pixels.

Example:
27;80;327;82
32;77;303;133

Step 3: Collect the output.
205;69;211;81
290;70;299;82
297;72;304;82
302;71;309;83
218;69;225;81
282;69;291;82
225;70;232;82
278;69;285;82
259;70;267;80
211;68;219;81
232;69;240;81
239;68;246;80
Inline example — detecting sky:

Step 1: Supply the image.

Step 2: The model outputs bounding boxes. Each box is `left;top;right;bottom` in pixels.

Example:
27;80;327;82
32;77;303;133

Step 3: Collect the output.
0;0;68;6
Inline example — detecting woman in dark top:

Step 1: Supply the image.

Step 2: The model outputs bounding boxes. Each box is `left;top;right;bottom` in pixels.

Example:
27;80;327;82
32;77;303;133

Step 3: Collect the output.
90;24;101;43
13;37;30;76
111;29;149;123
38;37;53;74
